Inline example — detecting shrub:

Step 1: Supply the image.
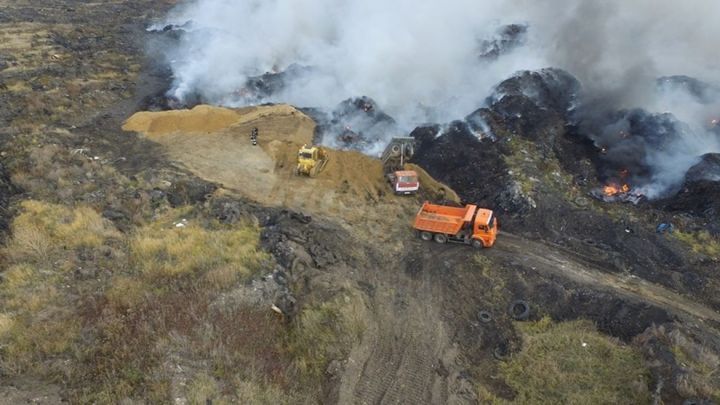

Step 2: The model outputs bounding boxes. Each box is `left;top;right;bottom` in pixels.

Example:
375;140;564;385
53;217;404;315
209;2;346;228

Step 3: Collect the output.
187;372;221;405
5;200;120;264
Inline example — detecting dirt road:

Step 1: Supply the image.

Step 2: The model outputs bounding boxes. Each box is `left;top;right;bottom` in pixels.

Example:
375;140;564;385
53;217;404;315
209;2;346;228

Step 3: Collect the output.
490;232;720;326
337;249;457;405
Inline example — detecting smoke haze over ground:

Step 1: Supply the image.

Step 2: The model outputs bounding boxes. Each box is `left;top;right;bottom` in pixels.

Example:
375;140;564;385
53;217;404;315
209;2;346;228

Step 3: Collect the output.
154;0;720;197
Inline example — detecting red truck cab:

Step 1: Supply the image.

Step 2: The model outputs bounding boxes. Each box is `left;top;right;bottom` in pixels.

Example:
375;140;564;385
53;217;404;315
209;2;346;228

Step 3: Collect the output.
388;170;419;195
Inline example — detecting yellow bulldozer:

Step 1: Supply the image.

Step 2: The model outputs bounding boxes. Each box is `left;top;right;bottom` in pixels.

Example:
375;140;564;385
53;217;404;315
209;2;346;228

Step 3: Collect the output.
294;144;328;177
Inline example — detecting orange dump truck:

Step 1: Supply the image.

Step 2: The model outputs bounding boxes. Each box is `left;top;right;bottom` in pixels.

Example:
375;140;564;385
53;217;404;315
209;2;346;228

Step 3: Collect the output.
413;202;498;248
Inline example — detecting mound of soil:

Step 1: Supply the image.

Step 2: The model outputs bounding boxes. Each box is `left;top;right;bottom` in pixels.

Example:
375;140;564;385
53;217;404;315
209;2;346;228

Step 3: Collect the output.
478;24;527;60
411;122;510;207
657;75;720;104
661;154;720;226
122;104;314;144
122;104;455;240
685;153;720;183
317;96;398;152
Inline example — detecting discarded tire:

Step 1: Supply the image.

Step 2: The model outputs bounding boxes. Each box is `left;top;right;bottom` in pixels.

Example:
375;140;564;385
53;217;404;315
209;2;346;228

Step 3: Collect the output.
477;310;492;323
509;300;530;321
493;344;509;361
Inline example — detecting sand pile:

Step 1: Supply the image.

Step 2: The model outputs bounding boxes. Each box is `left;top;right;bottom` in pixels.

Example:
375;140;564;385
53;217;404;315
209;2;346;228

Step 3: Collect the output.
407;163;461;203
123;104;315;144
122;104;461;233
122;105;243;136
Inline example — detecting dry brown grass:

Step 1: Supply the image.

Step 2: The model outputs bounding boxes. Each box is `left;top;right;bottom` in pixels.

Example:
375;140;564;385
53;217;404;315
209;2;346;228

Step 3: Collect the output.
638;324;720;401
0;201;120;373
284;288;366;381
674;230;720;260
499;317;650;405
130;219;267;281
0;201;295;402
5;200;120;264
6;143;152;225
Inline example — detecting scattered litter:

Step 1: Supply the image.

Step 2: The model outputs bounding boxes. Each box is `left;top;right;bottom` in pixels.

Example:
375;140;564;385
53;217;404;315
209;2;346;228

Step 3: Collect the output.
173;218;188;228
582;342;588;347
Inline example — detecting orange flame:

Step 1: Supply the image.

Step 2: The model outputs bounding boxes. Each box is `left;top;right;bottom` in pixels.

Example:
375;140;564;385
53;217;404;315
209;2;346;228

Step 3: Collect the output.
603;183;630;196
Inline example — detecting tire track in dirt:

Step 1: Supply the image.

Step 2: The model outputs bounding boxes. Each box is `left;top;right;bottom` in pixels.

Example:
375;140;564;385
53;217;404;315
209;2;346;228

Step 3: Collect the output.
340;251;453;405
490;232;720;326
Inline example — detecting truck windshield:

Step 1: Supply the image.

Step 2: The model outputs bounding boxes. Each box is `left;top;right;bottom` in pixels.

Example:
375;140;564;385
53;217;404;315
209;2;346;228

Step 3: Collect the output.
398;176;417;183
299;152;313;159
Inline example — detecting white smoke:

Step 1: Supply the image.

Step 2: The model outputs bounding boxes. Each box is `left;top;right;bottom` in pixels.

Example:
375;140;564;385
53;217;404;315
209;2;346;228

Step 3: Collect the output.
154;0;545;126
155;0;720;197
639;87;720;198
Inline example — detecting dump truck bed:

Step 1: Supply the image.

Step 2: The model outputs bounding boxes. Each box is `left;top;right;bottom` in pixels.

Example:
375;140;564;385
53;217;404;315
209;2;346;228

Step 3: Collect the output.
413;202;476;235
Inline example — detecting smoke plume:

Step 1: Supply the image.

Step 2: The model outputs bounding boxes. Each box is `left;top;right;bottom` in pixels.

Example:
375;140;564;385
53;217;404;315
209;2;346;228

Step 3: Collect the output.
153;0;720;197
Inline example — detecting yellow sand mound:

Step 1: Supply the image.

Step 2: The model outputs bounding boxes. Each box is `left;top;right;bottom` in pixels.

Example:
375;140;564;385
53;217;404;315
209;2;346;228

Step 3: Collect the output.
122;104;461;236
122;104;315;144
122;105;243;136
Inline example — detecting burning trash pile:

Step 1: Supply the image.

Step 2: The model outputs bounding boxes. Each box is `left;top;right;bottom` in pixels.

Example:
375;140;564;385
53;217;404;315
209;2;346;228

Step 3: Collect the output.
314;96;399;154
578;105;720;200
591;181;645;204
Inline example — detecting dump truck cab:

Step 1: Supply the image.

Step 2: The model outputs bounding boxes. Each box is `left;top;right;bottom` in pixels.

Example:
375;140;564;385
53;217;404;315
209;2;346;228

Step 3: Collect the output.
388;170;419;195
472;208;497;248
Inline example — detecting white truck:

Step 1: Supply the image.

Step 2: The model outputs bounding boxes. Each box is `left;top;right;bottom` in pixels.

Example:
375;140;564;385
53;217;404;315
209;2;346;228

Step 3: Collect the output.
381;137;419;195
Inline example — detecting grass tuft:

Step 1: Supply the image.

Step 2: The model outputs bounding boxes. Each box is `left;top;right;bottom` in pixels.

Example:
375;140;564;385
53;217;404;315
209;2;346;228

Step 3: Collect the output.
5;200;120;264
674;230;720;259
130;221;266;281
500;317;650;405
284;289;366;380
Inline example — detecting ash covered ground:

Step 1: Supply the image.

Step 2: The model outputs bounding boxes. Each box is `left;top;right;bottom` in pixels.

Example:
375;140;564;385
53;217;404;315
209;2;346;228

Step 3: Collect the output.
1;1;720;404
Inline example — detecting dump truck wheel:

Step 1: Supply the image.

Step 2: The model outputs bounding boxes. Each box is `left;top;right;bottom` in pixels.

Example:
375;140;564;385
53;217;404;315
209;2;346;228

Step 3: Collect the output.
433;233;447;244
472;239;485;249
420;232;433;241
